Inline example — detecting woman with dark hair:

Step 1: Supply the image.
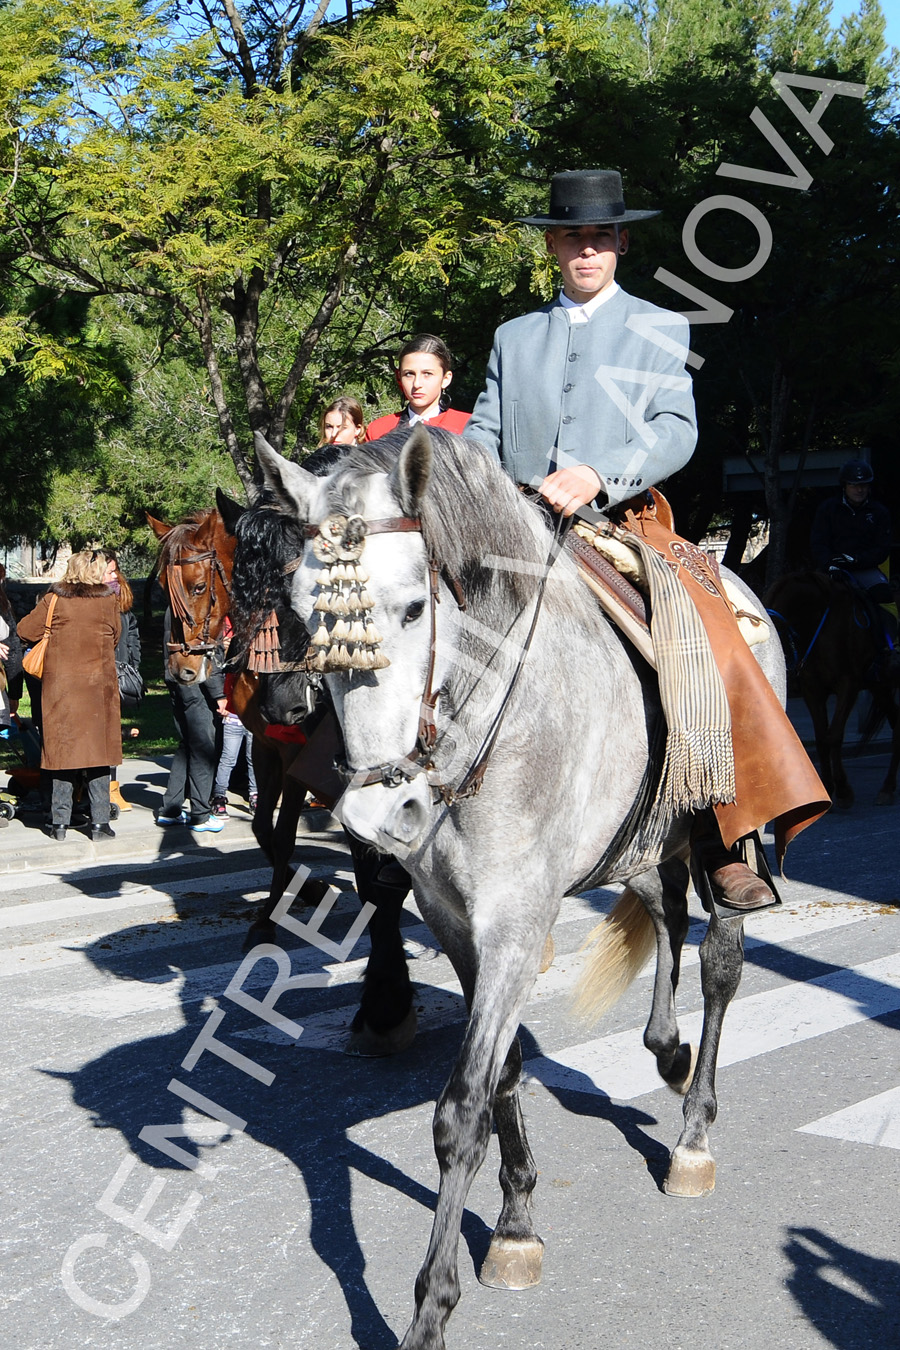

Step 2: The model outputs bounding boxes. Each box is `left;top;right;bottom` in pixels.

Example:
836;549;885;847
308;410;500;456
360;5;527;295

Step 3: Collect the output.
17;550;121;842
365;334;470;440
317;395;366;447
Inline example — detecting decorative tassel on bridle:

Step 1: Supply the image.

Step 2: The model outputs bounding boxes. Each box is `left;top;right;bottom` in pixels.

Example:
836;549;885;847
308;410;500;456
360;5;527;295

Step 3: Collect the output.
306;514;389;673
247;609;281;673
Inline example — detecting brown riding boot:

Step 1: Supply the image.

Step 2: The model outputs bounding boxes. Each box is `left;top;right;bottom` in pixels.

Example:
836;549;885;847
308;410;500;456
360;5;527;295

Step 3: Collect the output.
691;812;776;913
110;780;132;812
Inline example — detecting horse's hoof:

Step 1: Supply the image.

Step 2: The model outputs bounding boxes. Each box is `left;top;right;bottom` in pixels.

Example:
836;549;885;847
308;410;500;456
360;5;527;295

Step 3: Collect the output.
667;1043;698;1097
539;933;555;974
345;1007;417;1057
663;1146;716;1198
479;1236;544;1290
875;791;895;806
243;921;276;952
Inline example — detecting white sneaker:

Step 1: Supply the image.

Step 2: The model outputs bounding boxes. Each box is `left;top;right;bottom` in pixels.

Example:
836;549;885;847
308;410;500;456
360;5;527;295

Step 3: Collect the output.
157;810;189;826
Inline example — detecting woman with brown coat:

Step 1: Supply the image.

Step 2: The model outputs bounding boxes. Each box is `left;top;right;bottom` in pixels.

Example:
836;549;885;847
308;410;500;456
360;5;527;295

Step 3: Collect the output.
18;550;122;842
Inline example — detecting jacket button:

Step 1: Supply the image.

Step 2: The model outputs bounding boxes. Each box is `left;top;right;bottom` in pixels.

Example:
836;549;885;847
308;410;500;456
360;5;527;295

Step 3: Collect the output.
563;383;574;393
568;353;578;362
562;415;573;424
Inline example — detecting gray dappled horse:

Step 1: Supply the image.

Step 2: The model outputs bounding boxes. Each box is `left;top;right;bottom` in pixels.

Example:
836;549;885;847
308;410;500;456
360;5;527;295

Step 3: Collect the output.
257;425;787;1350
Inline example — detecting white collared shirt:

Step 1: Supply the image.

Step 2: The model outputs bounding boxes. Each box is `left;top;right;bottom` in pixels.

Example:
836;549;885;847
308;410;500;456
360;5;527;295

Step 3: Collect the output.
559;282;619;324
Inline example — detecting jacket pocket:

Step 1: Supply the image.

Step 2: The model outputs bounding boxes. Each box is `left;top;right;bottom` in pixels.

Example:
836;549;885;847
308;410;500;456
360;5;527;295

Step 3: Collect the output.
508;400;519;456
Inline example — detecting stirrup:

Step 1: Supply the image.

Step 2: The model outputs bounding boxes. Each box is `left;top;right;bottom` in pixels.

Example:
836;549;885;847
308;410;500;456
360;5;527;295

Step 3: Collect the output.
690;830;782;920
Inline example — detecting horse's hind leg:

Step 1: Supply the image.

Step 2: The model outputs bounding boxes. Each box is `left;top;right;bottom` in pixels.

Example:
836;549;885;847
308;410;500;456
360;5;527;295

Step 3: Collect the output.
479;1034;542;1291
631;857;695;1093
875;690;900;805
664;907;746;1199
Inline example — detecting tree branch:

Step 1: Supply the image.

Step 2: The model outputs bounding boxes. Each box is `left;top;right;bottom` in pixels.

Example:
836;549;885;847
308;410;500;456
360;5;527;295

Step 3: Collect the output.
197;285;253;493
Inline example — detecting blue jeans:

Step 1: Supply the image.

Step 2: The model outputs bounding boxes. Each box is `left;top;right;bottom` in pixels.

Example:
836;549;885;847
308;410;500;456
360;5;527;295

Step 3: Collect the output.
214;716;257;798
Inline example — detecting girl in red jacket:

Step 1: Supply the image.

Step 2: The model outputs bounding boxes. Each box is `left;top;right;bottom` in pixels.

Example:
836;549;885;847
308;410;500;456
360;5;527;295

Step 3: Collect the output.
365;334;470;440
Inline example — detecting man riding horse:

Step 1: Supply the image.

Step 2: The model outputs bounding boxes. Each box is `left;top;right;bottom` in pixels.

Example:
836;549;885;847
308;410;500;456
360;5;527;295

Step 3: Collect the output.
464;168;829;910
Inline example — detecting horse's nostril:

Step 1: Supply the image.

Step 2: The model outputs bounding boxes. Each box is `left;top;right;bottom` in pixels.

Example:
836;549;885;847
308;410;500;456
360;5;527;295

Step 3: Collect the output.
392;795;428;845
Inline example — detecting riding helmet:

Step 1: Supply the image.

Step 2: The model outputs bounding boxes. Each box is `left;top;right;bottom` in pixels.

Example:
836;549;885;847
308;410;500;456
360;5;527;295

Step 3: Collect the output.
839;458;874;485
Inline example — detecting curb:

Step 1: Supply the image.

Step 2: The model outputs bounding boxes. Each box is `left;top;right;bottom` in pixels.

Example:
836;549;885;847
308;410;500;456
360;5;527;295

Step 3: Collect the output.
0;804;339;875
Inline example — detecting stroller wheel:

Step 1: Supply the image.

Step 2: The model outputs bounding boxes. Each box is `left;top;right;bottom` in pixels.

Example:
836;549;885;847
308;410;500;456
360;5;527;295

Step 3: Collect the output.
110;803;120;821
0;801;14;820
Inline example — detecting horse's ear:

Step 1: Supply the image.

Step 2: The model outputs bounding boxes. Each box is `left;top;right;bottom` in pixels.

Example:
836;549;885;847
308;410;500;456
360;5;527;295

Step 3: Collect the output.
146;512;171;540
391;424;432;516
253;431;317;519
215;488;245;536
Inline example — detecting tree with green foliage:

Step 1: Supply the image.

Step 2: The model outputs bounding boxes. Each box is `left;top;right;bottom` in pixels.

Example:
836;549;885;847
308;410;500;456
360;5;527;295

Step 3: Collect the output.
0;0;571;500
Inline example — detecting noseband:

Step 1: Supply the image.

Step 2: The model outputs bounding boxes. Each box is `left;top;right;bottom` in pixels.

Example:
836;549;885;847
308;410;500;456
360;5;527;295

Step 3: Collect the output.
164;543;232;657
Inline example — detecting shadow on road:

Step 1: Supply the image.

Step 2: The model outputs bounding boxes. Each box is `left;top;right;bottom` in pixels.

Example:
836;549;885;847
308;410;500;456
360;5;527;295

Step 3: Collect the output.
783;1225;900;1347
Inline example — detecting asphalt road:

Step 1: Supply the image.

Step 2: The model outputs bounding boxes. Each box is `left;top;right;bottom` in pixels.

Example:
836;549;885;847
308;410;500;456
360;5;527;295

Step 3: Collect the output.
2;751;899;1350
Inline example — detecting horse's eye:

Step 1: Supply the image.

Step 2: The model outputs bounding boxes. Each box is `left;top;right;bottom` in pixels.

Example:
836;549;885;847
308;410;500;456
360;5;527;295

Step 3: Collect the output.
403;599;426;626
192;584;206;596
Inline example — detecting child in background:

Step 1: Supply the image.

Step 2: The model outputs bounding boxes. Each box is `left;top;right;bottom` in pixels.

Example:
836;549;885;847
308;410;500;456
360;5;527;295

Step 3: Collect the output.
212;617;258;817
365;334;470;440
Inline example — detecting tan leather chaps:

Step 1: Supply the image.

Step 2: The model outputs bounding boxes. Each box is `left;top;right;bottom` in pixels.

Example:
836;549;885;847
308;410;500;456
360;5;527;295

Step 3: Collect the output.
618;494;830;866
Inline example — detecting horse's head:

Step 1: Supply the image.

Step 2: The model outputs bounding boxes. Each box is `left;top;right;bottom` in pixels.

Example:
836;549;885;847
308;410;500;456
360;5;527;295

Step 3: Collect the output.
255;426;466;855
229;498;320;725
148;494;241;684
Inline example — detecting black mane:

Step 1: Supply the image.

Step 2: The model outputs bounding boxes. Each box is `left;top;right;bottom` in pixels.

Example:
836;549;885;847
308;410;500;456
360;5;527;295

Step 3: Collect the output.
328;429;548;614
231;498;308;660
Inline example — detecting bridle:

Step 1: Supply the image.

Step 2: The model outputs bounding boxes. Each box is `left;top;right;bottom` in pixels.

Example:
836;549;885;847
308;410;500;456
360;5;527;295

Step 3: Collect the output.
301;507;568;806
294;513;462;794
164;541;233;657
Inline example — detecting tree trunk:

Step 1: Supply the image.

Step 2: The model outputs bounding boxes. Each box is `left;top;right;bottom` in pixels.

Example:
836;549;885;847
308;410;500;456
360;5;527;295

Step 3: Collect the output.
722;499;754;573
763;362;792;591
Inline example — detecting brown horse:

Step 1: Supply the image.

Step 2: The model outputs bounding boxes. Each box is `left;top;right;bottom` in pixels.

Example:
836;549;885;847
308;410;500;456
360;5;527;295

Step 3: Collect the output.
148;494;416;1052
146;495;344;922
765;570;900;807
147;490;241;684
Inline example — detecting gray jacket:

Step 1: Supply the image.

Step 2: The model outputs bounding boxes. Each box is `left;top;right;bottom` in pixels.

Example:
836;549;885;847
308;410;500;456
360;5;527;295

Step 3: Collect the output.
465;288;697;507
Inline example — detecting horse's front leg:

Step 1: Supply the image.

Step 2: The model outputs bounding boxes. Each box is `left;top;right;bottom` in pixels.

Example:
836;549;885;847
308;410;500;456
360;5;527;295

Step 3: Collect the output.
631;857;695;1093
346;834;415;1056
400;931;546;1350
479;1033;542;1290
664;907;745;1199
815;677;856;809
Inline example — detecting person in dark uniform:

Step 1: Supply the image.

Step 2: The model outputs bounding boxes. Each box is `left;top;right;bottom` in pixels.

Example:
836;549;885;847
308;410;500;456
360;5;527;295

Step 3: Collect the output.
810;458;893;601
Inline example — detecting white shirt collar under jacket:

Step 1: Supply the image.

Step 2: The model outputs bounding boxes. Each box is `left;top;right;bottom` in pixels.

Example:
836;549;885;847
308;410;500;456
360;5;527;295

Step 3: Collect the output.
559;282;619;324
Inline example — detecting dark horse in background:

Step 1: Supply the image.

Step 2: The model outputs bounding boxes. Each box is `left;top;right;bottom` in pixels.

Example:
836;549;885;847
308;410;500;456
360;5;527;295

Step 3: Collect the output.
227;497;416;1052
765;569;900;808
147;494;416;1054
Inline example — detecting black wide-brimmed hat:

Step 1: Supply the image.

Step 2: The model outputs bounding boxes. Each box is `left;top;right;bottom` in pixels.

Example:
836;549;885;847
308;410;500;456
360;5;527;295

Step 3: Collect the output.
517;169;660;227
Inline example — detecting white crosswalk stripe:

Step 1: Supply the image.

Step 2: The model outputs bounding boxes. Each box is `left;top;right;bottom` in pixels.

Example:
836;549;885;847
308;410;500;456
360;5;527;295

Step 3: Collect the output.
798;1086;900;1150
7;848;899;1138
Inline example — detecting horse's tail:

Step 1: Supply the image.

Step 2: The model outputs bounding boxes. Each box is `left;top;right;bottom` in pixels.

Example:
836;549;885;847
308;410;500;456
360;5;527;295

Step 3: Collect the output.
573;888;656;1024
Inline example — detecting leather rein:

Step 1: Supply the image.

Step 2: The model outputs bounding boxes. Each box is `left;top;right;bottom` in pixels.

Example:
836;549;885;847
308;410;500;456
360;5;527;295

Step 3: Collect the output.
164;543;232;657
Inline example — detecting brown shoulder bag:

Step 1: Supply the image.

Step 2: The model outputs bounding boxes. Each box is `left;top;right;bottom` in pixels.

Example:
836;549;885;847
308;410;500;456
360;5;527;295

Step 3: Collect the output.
22;594;58;679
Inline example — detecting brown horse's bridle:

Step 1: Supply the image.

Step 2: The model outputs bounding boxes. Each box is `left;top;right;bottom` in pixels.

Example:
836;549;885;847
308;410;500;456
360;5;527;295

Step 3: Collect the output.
164;543;232;657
